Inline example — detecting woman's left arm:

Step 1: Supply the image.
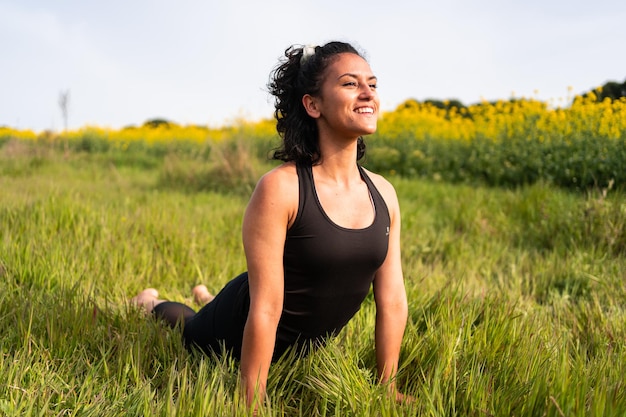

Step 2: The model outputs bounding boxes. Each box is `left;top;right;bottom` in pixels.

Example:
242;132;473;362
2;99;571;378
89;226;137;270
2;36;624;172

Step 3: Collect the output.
371;177;408;393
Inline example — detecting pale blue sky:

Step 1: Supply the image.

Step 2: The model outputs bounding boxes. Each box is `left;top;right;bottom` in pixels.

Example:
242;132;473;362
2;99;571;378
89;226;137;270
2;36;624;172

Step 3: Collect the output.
1;0;625;131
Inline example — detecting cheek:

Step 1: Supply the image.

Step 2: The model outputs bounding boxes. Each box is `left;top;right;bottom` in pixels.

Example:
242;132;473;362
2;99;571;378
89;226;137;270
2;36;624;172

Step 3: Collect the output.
373;92;381;106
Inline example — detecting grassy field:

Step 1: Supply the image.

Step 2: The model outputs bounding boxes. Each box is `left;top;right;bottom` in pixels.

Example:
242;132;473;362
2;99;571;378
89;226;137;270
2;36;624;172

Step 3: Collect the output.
1;142;625;416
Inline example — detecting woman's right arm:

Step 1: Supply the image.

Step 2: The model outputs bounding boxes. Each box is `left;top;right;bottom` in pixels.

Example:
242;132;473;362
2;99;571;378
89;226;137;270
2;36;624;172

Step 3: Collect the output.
239;164;297;409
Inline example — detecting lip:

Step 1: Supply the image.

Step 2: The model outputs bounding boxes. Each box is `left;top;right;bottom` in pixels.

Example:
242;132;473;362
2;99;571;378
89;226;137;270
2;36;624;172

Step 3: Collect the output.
354;106;375;114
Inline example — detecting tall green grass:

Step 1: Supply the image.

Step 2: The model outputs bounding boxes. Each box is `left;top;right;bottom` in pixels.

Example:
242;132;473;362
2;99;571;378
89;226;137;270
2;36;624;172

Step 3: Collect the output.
1;143;625;416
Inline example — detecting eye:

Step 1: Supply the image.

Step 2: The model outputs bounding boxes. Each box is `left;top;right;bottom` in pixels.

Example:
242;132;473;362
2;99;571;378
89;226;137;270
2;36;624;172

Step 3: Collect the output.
369;83;378;89
343;81;358;87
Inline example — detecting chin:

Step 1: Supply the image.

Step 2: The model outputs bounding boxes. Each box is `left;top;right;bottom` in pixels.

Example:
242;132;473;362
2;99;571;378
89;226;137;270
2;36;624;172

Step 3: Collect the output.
359;125;377;135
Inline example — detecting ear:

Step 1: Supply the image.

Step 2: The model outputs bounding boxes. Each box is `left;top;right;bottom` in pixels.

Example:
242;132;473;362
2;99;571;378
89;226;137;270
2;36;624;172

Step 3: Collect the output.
302;94;321;119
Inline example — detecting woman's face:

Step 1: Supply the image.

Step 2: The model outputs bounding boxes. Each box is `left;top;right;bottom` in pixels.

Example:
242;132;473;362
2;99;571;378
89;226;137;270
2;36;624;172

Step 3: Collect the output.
306;53;380;139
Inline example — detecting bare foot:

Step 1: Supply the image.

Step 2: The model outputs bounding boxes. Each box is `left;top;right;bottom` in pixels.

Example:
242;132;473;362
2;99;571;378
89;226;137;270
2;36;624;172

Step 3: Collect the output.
192;284;215;305
131;288;164;314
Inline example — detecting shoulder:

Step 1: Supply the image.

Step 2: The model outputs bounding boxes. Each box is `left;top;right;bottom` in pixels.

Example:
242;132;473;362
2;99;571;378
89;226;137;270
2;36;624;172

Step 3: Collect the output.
247;162;299;226
254;162;298;195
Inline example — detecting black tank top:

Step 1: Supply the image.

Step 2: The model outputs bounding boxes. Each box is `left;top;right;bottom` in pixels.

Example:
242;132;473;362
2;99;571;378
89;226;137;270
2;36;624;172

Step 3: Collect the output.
275;162;390;355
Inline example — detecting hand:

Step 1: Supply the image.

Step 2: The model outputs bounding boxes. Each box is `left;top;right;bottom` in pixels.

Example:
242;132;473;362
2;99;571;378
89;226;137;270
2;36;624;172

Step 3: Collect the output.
393;390;415;404
384;382;415;404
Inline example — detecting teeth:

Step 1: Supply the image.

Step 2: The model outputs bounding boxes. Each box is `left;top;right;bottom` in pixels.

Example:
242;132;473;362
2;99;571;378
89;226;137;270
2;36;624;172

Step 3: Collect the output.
355;107;374;114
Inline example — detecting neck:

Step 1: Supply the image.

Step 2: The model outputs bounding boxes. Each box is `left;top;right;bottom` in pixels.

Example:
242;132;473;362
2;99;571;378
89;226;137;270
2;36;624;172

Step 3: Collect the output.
315;144;360;185
314;122;363;183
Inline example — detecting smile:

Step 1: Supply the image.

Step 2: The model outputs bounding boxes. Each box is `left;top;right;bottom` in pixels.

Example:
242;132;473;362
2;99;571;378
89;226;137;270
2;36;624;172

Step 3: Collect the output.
355;107;374;114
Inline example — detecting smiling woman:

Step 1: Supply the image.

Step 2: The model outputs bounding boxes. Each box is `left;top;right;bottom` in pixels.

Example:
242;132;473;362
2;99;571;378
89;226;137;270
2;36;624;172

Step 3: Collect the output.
302;52;379;147
132;41;411;411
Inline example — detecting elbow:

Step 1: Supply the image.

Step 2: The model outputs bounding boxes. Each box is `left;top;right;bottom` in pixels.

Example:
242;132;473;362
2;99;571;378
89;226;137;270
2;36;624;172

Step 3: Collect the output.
249;301;283;328
378;297;408;321
393;299;409;323
264;305;283;326
399;296;409;316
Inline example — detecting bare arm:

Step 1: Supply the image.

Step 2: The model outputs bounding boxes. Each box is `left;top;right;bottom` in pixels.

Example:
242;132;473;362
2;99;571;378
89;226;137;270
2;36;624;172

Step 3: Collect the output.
371;178;408;393
239;165;297;409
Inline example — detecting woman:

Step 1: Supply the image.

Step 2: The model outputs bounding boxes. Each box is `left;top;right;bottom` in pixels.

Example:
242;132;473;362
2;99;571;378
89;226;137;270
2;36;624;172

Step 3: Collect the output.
132;41;409;408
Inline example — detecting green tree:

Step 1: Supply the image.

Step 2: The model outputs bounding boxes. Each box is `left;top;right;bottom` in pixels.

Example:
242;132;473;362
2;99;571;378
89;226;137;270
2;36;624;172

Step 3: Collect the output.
582;79;626;101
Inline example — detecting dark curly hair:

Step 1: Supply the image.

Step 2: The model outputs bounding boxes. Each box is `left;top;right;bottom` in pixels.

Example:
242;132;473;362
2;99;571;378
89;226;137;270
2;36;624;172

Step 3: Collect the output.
268;41;367;165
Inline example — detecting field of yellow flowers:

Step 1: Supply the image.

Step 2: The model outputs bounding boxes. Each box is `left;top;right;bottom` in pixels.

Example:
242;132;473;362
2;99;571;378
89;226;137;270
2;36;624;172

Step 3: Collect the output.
370;93;626;189
2;93;625;190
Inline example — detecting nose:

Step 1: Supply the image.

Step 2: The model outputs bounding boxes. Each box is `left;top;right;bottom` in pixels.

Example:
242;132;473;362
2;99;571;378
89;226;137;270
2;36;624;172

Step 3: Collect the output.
359;83;375;99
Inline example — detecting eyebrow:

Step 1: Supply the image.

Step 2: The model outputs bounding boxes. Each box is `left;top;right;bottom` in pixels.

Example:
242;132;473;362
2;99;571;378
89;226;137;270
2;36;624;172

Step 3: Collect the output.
338;73;378;81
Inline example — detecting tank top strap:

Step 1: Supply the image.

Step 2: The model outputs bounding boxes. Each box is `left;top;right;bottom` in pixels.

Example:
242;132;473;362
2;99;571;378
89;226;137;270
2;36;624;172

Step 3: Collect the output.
356;165;388;216
293;162;315;228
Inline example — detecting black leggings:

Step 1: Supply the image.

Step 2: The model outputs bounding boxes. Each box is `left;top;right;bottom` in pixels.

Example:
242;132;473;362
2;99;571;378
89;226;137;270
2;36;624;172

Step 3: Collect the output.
153;273;250;359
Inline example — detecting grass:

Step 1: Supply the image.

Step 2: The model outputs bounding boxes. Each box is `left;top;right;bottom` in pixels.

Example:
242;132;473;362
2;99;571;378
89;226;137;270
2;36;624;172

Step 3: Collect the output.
1;143;625;416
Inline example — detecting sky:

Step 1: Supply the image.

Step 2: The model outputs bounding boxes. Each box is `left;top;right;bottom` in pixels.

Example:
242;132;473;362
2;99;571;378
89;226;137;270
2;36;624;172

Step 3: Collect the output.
1;0;625;132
